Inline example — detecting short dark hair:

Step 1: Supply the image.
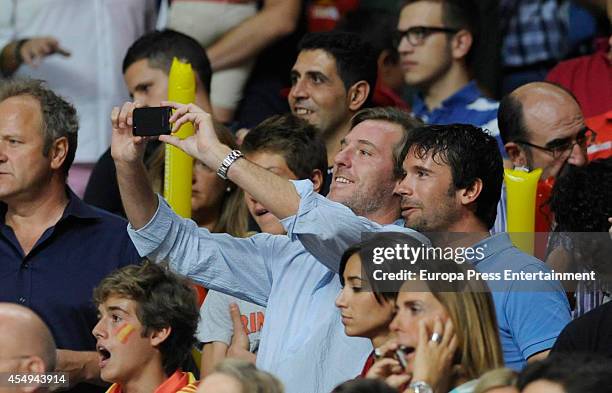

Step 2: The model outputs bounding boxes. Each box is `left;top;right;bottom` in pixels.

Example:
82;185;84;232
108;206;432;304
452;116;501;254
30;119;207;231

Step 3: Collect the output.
93;261;199;376
351;107;423;179
517;354;612;393
400;124;503;229
123;29;212;95
241;114;328;180
298;31;377;105
0;79;78;176
497;93;527;145
401;0;480;65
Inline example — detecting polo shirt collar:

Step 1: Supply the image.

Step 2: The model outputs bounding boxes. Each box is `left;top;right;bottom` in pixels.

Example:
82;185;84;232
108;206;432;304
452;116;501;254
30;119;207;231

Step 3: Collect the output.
413;80;481;114
469;232;515;267
0;187;104;225
61;187;104;220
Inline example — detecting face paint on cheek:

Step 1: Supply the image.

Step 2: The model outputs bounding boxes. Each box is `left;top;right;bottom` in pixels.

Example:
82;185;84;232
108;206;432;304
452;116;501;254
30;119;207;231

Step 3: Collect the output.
113;322;136;344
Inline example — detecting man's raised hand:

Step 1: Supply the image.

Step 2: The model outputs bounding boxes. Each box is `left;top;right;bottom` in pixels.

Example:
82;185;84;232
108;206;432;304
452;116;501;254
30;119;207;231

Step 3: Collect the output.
159;101;230;171
110;102;147;165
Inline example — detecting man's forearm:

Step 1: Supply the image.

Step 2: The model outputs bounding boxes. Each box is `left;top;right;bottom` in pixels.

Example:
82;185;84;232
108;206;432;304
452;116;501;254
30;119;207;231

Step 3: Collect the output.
115;160;159;229
226;152;300;220
207;0;300;71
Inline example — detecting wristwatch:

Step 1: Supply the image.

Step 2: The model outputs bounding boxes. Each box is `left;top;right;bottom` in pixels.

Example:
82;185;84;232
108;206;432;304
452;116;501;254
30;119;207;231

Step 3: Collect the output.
216;149;244;179
409;381;433;393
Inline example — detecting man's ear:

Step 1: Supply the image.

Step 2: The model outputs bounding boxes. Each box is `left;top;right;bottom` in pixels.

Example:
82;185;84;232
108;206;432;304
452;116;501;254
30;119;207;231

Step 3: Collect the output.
347;81;370;111
21;356;46;393
310;169;324;194
450;29;473;60
505;142;528;168
458;178;483;207
149;326;172;347
49;136;69;171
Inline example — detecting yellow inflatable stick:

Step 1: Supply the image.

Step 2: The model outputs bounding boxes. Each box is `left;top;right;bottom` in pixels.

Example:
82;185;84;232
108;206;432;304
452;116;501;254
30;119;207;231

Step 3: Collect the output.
164;58;196;218
504;168;542;255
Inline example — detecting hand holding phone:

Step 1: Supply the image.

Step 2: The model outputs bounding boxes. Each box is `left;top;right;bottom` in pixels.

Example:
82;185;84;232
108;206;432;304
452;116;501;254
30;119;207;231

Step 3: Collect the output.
132;107;172;136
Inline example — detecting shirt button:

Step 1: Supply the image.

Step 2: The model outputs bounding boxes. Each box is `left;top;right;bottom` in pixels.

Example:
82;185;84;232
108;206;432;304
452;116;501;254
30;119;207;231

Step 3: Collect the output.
18;297;26;303
22;262;30;269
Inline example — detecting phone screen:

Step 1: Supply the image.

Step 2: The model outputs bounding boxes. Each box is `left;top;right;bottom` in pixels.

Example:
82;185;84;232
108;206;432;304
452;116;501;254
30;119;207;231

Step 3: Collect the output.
132;107;172;136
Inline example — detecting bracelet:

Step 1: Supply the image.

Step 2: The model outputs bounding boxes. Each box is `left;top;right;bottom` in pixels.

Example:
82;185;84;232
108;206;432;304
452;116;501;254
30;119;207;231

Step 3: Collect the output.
409;381;433;393
216;150;244;179
13;38;29;64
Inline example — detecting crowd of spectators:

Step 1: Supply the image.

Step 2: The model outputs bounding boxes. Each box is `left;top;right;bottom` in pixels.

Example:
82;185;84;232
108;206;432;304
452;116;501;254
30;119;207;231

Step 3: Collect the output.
1;1;611;393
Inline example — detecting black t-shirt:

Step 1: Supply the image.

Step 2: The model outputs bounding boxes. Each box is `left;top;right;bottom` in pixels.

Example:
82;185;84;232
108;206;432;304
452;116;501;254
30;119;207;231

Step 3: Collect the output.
551;301;612;358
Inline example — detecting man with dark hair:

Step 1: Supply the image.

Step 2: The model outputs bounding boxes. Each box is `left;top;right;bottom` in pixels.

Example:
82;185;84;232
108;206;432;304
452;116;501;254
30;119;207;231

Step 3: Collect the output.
289;31;377;167
391;124;570;369
120;29;213;111
494;81;591;232
0;79;140;391
84;29;214;216
395;0;504;155
112;100;426;392
199;114;327;376
93;262;199;393
0;303;57;393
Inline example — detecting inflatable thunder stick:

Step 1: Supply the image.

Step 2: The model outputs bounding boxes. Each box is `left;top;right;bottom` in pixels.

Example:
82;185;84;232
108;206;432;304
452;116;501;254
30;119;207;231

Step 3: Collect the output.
164;58;196;218
504;168;542;255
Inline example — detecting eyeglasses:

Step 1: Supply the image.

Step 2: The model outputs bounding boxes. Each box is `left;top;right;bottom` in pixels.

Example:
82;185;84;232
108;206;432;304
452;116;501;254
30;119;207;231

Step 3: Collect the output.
393;26;460;47
515;127;597;159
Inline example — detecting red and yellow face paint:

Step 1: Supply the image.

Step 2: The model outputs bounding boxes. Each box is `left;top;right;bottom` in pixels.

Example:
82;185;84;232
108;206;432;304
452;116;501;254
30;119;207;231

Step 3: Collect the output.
113;323;136;344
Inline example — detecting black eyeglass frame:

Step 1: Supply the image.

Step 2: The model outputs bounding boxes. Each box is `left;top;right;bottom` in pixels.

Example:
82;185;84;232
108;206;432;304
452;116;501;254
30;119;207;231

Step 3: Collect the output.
393;26;460;47
514;127;597;158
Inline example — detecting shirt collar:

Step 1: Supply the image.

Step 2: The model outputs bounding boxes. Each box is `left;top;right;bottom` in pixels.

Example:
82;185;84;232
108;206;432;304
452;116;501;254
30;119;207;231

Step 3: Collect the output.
0;187;105;225
413;80;481;115
469;232;515;266
61;187;105;220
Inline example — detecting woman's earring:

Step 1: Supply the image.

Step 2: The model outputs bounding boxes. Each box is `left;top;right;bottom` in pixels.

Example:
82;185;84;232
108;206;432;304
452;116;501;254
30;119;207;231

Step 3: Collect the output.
226;186;232;193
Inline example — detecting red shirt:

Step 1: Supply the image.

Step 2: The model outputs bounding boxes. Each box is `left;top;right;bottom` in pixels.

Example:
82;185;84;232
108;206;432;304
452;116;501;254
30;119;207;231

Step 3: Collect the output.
586;110;612;161
546;38;611;118
105;371;197;393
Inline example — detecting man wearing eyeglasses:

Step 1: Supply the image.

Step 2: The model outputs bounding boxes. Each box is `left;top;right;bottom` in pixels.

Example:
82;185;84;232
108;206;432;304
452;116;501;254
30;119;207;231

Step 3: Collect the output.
0;303;56;393
491;81;592;234
395;0;505;156
499;82;590;181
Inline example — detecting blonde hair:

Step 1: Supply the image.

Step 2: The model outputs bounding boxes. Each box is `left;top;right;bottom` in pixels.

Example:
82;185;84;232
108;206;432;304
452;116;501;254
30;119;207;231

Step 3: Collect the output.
146;120;248;237
213;359;284;393
434;286;504;382
473;368;518;393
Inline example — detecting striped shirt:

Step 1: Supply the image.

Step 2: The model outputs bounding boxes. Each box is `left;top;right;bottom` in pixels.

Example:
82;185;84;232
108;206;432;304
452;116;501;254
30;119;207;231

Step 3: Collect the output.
412;80;506;158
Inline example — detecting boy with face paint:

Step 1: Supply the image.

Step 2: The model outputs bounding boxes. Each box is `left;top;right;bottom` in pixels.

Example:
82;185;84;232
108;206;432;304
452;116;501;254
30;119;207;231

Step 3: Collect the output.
92;262;200;393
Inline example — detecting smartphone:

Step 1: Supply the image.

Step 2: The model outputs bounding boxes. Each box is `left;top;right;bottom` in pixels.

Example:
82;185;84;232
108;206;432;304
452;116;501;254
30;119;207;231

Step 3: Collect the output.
132;107;172;136
394;346;412;371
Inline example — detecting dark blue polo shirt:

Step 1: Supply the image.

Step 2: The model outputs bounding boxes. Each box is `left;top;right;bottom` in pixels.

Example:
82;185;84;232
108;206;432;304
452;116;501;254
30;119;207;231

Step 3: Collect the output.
0;189;141;351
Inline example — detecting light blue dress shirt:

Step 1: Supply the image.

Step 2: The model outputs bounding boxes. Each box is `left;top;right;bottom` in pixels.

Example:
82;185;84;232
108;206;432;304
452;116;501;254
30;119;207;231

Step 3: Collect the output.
127;181;428;393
